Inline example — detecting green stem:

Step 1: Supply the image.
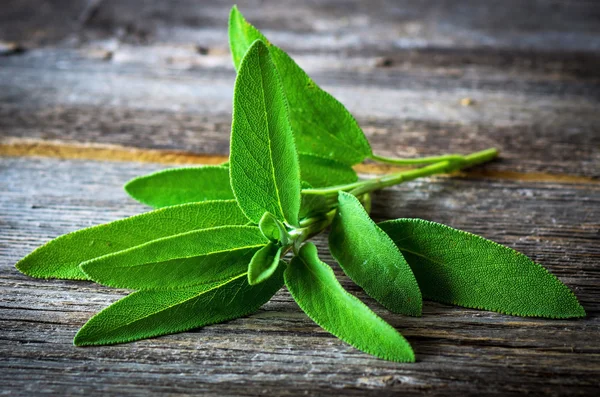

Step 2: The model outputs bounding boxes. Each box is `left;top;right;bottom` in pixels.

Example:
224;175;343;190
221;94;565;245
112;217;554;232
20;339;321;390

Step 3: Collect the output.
370;153;465;166
293;208;337;254
303;148;498;197
351;148;498;196
292;148;498;252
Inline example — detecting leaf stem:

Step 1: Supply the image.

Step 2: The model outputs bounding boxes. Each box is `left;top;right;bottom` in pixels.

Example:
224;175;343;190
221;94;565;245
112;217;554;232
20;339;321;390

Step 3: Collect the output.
370;153;465;166
293;148;497;251
293;208;337;254
303;148;498;197
351;148;498;196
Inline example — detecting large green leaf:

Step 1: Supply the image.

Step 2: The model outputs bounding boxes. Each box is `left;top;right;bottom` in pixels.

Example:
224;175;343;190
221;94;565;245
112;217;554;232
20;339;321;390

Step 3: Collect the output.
379;219;586;318
230;39;301;226
298;153;357;188
74;268;284;346
81;226;268;290
229;6;372;165
329;192;422;316
15;200;248;280
125;166;233;208
285;243;415;363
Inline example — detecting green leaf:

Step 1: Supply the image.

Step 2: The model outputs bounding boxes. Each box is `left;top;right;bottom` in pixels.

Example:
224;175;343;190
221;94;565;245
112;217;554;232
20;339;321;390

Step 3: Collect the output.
285;243;415;362
124;158;350;211
125;166;233;208
15;200;248;280
74;268;284;346
258;212;290;246
229;6;372;165
379;219;586;318
329;192;422;316
230;39;301;226
298;153;358;188
248;242;283;285
81;226;268;290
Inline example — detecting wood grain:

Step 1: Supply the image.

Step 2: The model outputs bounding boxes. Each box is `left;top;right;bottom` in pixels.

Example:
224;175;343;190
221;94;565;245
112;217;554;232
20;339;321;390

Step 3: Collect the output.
1;0;599;395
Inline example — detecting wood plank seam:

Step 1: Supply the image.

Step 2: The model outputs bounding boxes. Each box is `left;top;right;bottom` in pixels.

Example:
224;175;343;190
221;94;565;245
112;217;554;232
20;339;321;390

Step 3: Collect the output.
1;138;597;185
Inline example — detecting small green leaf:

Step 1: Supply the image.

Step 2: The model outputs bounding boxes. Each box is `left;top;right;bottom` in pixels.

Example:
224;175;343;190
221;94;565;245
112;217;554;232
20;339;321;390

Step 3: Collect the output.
229;6;372;165
81;226;268;290
125;166;233;208
379;219;586;318
74;268;284;346
230;39;301;226
329;192;422;316
15;200;248;280
285;243;415;363
298;153;358;188
248;242;283;285
258;212;290;246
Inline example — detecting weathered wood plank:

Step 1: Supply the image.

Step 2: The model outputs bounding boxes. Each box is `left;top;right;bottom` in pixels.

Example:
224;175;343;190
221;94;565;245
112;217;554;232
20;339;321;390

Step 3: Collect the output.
4;0;600;54
1;0;599;394
1;157;598;395
1;0;598;179
0;49;598;177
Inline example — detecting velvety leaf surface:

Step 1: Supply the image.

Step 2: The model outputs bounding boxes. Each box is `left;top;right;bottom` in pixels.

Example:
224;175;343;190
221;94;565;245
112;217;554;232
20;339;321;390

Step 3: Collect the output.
285;243;415;363
229;6;372;165
298;153;358;188
81;226;268;290
15;200;248;280
298;193;332;220
379;218;586;318
74;268;285;346
229;39;301;226
247;242;283;285
124;166;233;208
329;192;422;316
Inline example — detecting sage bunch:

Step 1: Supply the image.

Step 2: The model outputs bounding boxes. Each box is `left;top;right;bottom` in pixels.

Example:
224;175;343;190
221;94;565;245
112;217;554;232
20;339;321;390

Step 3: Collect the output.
16;7;584;363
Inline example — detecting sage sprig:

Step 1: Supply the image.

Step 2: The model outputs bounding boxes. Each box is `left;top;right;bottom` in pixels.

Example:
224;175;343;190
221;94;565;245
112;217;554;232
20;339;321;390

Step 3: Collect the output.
16;7;585;363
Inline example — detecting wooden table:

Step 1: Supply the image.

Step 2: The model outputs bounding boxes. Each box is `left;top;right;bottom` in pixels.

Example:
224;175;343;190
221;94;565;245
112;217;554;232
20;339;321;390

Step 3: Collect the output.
1;1;599;395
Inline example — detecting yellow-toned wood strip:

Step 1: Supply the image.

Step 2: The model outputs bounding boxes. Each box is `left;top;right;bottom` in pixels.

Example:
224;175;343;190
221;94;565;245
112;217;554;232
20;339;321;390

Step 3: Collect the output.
0;138;597;185
0;138;228;165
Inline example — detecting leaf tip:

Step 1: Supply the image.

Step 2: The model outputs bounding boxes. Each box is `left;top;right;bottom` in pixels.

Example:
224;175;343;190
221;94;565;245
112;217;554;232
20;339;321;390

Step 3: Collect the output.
73;326;93;347
14;258;27;275
570;301;586;318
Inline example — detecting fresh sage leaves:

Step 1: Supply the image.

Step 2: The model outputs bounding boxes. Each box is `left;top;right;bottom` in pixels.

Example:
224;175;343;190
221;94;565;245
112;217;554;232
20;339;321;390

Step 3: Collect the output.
16;7;584;363
74;268;285;346
125;165;233;208
229;39;301;226
229;6;372;165
81;226;268;290
16;200;248;280
285;243;415;362
329;192;422;316
378;219;585;318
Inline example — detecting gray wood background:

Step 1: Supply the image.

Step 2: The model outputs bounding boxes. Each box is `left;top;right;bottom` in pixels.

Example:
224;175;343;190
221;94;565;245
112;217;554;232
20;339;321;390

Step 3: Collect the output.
1;1;598;395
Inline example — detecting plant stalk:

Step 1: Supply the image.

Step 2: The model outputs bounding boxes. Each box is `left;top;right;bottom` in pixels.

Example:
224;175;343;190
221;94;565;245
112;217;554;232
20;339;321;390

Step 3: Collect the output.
293;148;498;249
350;148;498;196
370;153;465;166
303;148;498;197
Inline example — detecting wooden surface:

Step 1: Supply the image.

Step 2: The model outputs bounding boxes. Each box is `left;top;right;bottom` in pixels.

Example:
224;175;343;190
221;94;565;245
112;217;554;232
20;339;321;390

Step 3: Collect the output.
1;1;599;395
